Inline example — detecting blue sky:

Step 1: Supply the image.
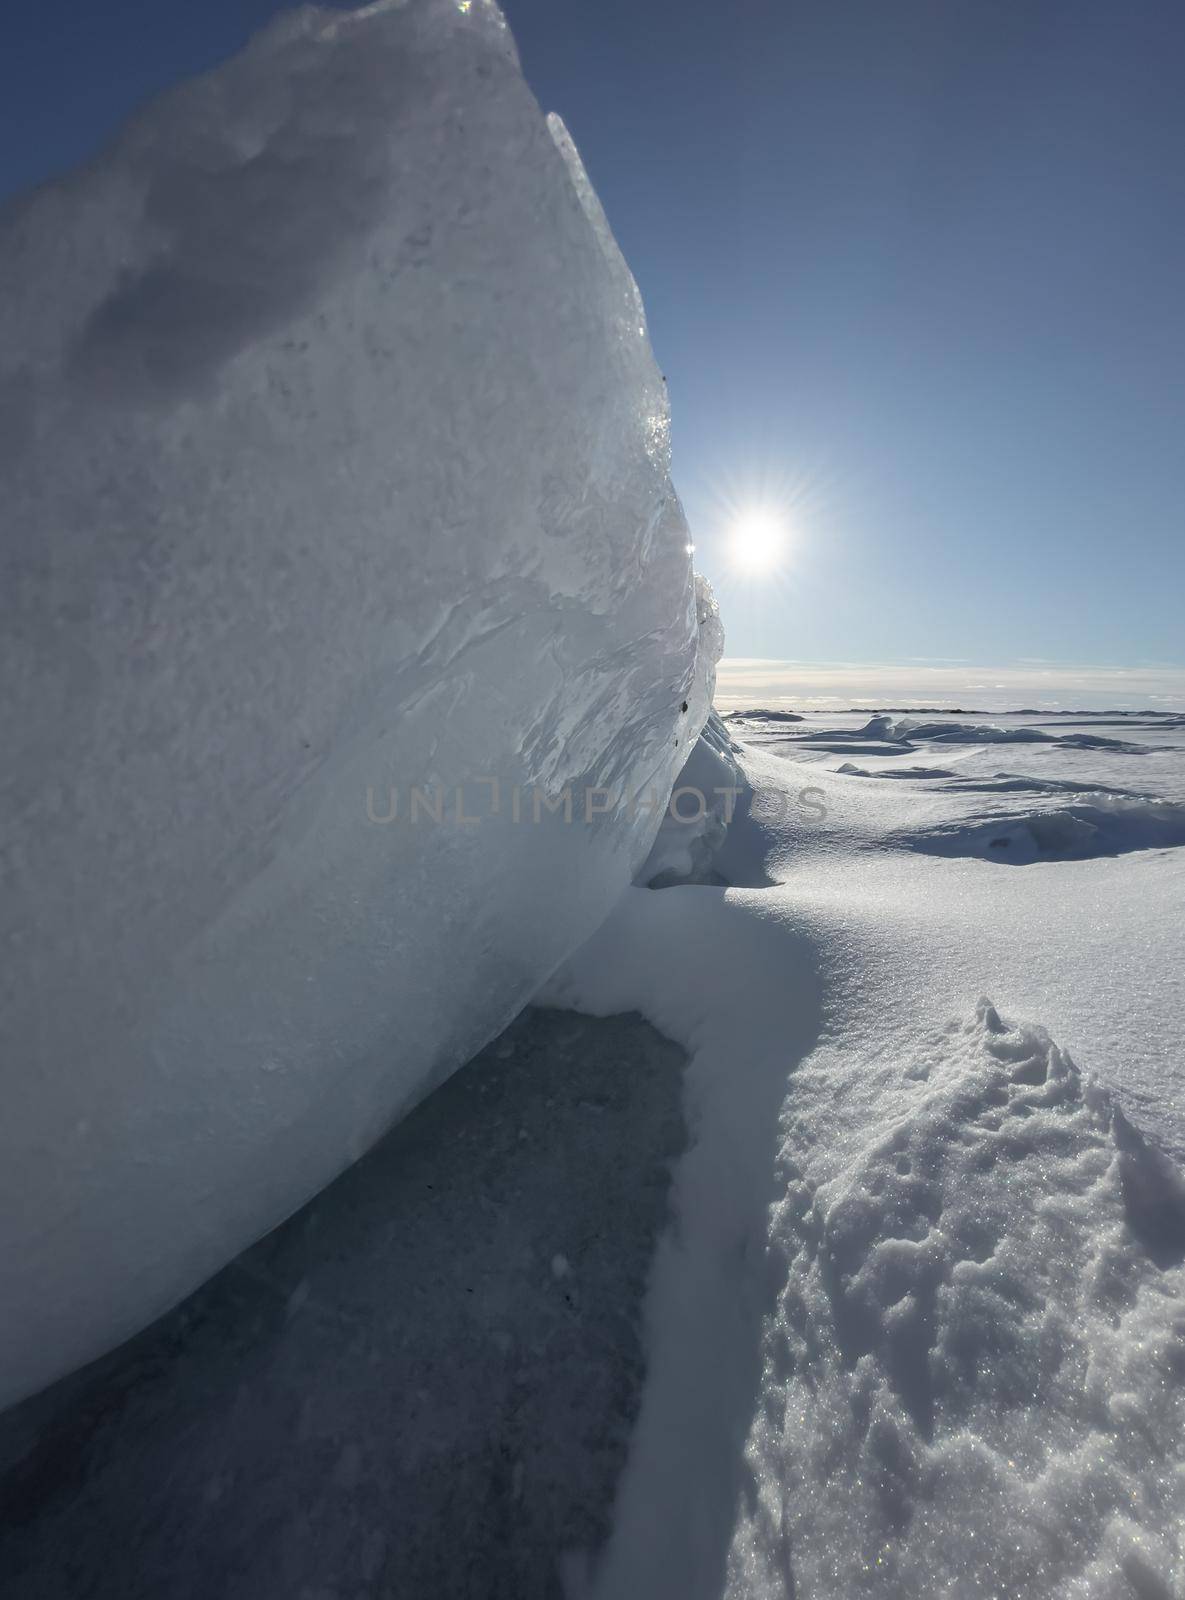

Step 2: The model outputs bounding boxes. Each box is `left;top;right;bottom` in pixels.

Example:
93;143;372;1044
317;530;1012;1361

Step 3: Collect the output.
4;0;1183;698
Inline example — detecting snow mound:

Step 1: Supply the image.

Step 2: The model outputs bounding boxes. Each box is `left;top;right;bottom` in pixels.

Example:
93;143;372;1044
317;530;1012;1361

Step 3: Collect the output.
730;1001;1185;1598
836;763;957;780
836;763;1151;799
944;772;1145;797
795;739;920;755
1059;731;1151;752
859;716;1149;752
859;714;1049;744
905;794;1185;863
0;0;715;1404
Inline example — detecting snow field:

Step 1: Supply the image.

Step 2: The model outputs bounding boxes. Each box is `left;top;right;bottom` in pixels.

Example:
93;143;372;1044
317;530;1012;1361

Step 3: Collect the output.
547;710;1185;1597
730;1000;1185;1599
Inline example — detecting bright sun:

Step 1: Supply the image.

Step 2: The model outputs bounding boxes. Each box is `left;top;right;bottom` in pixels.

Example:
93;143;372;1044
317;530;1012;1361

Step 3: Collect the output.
728;507;787;574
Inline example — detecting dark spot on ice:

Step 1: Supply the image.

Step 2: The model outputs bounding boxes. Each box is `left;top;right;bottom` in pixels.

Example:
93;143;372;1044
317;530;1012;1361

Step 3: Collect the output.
681;701;688;713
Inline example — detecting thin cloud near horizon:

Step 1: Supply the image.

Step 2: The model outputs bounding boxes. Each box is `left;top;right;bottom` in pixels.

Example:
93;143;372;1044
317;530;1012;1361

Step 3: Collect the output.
716;658;1185;713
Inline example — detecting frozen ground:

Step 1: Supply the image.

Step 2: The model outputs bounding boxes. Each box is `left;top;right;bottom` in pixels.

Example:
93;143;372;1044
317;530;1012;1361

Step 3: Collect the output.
547;708;1185;1599
1;708;1182;1599
3;708;1183;1599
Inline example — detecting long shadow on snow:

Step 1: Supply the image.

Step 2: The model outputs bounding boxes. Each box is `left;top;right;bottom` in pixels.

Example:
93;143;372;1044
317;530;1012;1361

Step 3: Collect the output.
566;745;821;1598
557;886;822;1600
0;1008;686;1600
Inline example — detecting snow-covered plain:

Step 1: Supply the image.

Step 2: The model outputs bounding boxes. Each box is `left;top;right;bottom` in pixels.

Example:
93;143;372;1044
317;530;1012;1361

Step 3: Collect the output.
3;708;1180;1597
1;0;1181;1589
546;707;1185;1599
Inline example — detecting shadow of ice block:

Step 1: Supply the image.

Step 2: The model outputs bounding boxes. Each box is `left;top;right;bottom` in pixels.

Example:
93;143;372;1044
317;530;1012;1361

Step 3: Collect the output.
0;1008;686;1600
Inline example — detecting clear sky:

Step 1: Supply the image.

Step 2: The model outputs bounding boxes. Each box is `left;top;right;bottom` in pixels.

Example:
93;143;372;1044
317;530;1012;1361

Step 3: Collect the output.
4;0;1183;700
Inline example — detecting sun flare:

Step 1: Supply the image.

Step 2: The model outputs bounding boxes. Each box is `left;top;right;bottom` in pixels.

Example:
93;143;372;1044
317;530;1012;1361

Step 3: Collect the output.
728;507;787;574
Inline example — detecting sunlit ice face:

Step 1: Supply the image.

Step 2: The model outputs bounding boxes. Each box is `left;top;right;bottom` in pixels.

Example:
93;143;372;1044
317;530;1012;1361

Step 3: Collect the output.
727;507;787;574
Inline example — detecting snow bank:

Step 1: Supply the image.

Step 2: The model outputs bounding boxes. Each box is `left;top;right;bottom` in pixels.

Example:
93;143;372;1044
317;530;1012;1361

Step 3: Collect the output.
548;726;1185;1597
906;794;1185;863
540;881;824;1600
730;1002;1185;1599
860;715;1150;752
0;0;716;1404
551;880;1185;1597
943;772;1142;796
860;714;1049;744
836;762;957;780
835;759;1155;798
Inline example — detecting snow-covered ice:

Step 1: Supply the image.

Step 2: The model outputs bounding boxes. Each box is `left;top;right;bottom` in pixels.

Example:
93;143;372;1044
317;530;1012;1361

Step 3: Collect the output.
545;708;1185;1598
728;1001;1185;1600
904;791;1185;863
2;714;1182;1593
0;0;717;1405
0;0;1182;1589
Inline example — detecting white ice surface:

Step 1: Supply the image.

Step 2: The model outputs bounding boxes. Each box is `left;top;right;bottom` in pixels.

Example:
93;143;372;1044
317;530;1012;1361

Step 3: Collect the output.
546;710;1185;1599
0;0;717;1405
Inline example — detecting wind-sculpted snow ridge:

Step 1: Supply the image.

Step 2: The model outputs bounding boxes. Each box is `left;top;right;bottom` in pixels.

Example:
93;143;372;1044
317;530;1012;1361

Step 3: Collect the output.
546;902;1185;1600
859;714;1047;744
730;1002;1185;1599
838;763;1157;800
942;772;1145;797
904;794;1185;863
858;715;1151;753
0;0;717;1404
546;724;1185;1599
836;762;957;781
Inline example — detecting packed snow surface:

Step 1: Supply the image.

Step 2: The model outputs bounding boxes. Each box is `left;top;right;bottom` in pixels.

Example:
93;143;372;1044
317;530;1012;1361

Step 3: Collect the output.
1;705;1181;1596
905;792;1185;863
859;714;1153;750
0;0;717;1404
546;708;1185;1598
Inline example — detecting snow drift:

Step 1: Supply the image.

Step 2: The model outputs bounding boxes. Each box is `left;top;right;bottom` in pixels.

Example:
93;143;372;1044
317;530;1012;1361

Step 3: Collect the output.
0;0;717;1404
857;715;1150;753
731;1001;1185;1598
545;725;1185;1598
906;793;1185;863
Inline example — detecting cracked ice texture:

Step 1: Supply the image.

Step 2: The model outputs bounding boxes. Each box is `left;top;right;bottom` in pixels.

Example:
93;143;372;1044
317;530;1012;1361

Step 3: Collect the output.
0;0;717;1403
